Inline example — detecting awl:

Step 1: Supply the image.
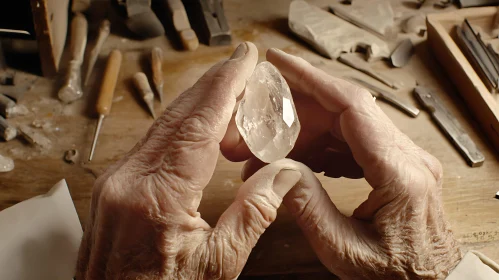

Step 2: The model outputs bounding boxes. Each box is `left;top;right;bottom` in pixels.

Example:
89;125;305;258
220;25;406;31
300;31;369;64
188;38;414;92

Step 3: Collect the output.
133;72;157;119
89;50;122;162
339;54;401;89
414;86;484;167
348;77;420;117
84;19;111;86
151;47;164;103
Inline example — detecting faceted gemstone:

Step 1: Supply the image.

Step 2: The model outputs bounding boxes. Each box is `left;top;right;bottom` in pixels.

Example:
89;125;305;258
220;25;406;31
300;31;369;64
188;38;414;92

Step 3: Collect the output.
236;61;301;163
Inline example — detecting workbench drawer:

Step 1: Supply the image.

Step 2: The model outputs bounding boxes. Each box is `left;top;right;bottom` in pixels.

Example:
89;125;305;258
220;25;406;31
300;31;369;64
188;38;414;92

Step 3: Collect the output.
427;7;499;153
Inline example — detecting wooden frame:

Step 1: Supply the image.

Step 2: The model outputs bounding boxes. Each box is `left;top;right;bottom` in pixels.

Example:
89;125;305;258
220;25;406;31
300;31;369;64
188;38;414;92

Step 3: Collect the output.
427;7;499;153
30;0;69;77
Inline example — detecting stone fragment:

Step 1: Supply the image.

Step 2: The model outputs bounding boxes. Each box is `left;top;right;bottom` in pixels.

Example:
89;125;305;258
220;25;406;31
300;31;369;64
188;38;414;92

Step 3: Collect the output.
0;115;17;141
0;154;14;172
330;0;395;38
390;39;414;68
288;0;390;60
19;125;52;150
403;14;426;36
236;62;300;163
64;149;79;164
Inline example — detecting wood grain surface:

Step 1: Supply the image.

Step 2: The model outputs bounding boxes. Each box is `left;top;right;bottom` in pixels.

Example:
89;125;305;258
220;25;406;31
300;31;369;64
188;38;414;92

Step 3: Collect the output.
1;0;498;277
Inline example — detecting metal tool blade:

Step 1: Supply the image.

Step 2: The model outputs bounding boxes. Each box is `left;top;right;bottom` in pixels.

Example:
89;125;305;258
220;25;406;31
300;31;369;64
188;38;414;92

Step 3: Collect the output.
348;77;420;117
414;86;484;167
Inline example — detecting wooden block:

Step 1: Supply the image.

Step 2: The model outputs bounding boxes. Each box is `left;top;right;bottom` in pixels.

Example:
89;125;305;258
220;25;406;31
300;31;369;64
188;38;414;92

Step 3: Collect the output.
30;0;70;77
427;7;499;153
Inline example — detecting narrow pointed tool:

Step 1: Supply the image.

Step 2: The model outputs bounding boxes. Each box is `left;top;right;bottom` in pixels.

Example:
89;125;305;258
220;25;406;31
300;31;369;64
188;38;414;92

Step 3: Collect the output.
84;19;111;86
89;50;122;162
133;72;157;119
151;47;164;103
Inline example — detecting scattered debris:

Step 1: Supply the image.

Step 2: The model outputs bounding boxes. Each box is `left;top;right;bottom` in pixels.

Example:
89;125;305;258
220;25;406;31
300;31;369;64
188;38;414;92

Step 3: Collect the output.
403;14;427;36
0;115;17;141
434;0;454;8
390;39;415;68
6;104;29;118
330;0;395;38
113;96;124;103
0;154;14;172
64;149;79;164
288;1;390;60
18;125;52;150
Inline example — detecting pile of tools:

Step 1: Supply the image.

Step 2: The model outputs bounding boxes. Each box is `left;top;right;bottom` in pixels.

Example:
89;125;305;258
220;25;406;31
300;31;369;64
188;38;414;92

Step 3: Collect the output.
288;0;485;167
456;19;499;93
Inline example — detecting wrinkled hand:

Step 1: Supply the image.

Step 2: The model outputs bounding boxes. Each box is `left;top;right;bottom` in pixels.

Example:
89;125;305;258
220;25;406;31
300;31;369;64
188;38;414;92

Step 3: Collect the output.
222;49;462;279
76;42;314;279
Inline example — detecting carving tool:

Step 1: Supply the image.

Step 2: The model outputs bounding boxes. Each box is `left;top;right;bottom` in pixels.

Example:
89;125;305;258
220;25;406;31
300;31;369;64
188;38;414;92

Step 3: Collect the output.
414;86;484;167
0;93;15;118
151;47;164;103
133;72;157;119
184;0;232;46
165;0;199;50
58;13;88;103
348;77;420;117
0;115;16;141
339;54;401;89
84;19;111;86
456;20;499;92
89;50;122;162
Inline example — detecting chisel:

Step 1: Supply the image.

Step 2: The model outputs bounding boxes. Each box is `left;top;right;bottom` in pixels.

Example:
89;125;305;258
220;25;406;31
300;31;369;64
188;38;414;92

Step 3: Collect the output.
414;86;484;167
151;47;164;103
84;19;111;86
89;50;122;161
133;72;157;119
348;77;420;117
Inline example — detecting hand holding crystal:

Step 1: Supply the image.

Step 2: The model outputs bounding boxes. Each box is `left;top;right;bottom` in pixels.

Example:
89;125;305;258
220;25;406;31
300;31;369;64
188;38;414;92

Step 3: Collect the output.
76;42;311;279
222;49;463;279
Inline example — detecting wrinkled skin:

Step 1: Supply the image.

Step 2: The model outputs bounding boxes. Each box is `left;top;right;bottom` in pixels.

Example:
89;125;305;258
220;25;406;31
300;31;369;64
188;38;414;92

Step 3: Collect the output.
77;42;462;280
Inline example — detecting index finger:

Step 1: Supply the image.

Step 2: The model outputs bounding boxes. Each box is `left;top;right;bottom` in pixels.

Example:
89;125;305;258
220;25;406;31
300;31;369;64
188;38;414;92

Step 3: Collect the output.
128;42;258;209
266;49;420;188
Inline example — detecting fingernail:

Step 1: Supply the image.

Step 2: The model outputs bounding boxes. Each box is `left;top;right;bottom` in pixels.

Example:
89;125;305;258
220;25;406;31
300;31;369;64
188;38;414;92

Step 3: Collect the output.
230;42;248;60
273;169;301;197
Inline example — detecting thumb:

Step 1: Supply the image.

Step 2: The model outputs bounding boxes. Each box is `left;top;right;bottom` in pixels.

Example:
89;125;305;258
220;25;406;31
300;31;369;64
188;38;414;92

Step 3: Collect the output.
212;159;303;270
282;169;376;277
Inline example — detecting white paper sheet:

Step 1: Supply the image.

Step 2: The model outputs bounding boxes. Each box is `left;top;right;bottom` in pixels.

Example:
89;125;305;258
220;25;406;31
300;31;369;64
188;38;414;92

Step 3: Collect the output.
0;179;83;280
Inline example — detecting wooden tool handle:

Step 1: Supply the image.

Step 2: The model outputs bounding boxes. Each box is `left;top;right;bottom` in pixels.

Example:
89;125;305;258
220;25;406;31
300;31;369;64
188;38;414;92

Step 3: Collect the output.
133;72;154;99
97;50;122;116
166;0;199;51
99;19;111;34
151;47;163;86
70;13;88;63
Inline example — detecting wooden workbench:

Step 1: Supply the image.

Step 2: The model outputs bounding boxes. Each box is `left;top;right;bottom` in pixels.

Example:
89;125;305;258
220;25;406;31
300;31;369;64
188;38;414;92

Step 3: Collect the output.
0;0;498;278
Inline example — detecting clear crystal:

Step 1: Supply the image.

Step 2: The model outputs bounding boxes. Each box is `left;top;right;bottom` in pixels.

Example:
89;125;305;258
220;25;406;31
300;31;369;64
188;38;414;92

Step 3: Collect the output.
236;61;300;163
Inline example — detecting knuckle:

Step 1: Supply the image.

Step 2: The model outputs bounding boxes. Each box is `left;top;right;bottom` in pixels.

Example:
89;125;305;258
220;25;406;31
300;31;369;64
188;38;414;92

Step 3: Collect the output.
422;153;444;185
177;111;216;142
355;87;375;106
241;193;279;234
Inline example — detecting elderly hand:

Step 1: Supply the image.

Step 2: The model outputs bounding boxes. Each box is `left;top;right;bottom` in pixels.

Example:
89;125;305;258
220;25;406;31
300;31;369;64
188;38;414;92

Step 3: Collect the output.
222;49;462;279
76;42;316;279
